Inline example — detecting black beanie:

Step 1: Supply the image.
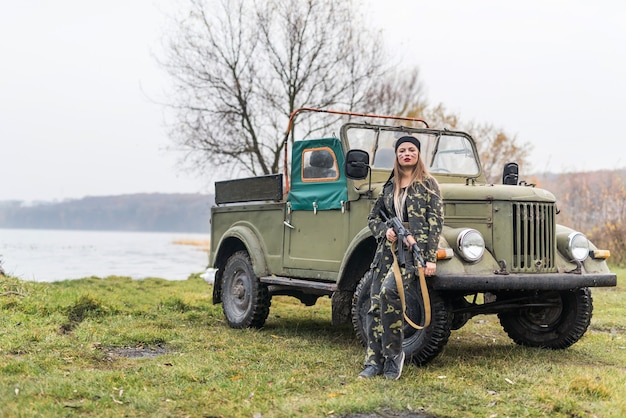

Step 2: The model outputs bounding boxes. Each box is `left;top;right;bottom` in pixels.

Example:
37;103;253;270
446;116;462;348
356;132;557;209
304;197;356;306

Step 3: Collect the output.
394;136;421;152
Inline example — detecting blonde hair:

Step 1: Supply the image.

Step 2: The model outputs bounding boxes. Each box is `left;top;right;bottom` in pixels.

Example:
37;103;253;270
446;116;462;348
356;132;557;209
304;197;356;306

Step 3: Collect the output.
392;150;439;220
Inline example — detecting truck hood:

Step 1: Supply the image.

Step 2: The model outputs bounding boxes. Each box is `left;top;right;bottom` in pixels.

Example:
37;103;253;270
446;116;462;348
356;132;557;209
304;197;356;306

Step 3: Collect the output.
440;183;556;203
362;181;557;203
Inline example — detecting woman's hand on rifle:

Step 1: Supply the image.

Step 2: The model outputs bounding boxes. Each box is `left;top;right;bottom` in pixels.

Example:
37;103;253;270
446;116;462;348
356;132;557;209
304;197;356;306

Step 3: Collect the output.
424;261;437;277
404;236;436;275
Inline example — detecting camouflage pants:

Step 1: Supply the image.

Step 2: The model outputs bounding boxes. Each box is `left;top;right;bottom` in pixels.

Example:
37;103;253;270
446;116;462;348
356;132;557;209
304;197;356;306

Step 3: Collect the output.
364;249;414;367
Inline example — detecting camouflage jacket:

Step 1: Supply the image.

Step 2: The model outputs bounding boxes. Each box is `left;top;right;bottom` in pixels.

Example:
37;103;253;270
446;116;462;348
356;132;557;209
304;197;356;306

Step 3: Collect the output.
368;176;444;267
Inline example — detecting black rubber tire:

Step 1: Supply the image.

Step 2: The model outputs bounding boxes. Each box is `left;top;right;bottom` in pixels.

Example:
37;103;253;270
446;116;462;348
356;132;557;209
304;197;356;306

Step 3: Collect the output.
222;251;271;329
497;288;593;349
351;270;452;366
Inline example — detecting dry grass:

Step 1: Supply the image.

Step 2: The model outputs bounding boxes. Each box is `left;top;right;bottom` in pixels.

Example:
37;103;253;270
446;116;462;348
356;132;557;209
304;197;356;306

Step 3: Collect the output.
172;238;211;252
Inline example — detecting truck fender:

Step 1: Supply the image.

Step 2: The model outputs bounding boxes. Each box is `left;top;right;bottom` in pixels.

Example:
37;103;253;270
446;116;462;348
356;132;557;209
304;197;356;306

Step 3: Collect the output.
436;232;500;276
331;226;376;325
213;224;269;280
554;224;611;274
337;226;375;290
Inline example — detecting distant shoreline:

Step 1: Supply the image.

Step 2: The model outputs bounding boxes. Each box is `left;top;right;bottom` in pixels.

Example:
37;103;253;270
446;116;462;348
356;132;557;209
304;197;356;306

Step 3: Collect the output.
0;193;214;234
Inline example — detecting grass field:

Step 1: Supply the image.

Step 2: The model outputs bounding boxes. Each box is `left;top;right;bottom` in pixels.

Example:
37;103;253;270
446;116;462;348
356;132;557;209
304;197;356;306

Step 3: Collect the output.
1;268;624;417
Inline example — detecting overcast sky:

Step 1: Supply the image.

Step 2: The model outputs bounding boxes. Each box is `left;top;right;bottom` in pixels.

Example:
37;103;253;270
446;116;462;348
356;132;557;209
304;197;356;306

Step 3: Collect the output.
1;1;624;202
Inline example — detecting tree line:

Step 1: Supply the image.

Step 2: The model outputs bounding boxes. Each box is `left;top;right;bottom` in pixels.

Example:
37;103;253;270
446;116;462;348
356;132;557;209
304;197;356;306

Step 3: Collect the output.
0;194;213;233
530;169;626;267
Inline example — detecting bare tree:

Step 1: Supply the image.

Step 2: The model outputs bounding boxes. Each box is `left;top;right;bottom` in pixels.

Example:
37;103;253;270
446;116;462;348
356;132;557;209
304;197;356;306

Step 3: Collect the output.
467;120;532;184
534;169;626;266
161;0;394;177
361;68;426;117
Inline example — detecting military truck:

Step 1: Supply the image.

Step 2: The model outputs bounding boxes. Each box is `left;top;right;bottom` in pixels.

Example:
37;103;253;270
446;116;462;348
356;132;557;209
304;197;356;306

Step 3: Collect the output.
209;108;617;365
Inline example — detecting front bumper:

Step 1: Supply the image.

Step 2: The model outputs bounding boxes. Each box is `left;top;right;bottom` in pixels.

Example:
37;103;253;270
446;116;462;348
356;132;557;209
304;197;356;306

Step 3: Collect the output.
430;272;617;291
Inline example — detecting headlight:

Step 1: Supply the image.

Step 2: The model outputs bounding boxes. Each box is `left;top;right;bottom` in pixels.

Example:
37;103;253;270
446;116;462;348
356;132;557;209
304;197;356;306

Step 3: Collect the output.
457;229;485;262
567;232;589;261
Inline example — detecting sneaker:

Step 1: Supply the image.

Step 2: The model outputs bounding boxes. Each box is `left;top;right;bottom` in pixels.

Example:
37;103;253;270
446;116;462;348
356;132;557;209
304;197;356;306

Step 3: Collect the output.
358;364;383;379
383;352;405;380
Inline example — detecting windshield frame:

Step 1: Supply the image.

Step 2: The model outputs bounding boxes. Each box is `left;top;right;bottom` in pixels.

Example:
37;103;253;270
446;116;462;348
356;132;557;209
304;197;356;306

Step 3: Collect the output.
340;123;483;179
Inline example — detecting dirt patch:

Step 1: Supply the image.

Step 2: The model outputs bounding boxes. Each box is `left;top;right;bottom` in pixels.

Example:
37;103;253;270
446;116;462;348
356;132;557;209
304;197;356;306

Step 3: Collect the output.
342;410;435;418
95;344;169;359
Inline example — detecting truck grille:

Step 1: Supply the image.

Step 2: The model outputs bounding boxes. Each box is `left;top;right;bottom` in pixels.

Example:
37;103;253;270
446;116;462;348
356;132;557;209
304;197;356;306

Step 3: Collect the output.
511;202;556;272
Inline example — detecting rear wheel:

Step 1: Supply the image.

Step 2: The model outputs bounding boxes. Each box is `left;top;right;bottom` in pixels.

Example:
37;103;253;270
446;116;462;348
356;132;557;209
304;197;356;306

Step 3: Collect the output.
222;251;271;329
352;270;452;366
497;288;593;349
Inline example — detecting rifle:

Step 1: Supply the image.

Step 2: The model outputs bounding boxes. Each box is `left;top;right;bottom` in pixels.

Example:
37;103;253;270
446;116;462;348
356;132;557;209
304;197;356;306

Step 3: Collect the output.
379;210;426;268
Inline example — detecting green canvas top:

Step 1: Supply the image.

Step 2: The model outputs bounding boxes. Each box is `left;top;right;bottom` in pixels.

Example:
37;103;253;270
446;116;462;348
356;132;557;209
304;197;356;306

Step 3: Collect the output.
287;137;347;211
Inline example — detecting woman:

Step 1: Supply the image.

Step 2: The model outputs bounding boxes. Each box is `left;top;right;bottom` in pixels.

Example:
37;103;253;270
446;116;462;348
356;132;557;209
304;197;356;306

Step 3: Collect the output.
358;136;444;380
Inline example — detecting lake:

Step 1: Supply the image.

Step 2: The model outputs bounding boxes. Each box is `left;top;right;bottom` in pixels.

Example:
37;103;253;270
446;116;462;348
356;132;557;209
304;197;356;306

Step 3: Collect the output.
0;228;212;282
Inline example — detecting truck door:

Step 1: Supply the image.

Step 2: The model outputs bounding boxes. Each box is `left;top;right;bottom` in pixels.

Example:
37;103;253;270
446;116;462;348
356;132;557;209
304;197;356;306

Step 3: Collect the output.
284;138;349;275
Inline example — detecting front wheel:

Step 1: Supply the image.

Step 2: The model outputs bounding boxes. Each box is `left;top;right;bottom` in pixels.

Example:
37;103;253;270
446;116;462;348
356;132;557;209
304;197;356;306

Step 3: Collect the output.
222;251;271;329
497;288;593;349
352;270;452;366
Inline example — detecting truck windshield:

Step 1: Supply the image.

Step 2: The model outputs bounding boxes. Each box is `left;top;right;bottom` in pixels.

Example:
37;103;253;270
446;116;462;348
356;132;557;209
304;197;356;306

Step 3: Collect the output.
344;125;480;176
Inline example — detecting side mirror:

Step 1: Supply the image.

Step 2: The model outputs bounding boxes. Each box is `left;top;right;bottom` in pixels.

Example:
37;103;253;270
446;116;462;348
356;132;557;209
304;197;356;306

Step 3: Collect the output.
502;162;519;185
344;149;370;180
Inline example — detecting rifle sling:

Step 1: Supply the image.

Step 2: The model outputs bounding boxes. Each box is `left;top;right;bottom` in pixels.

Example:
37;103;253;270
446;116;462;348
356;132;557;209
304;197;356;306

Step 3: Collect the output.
391;241;431;329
